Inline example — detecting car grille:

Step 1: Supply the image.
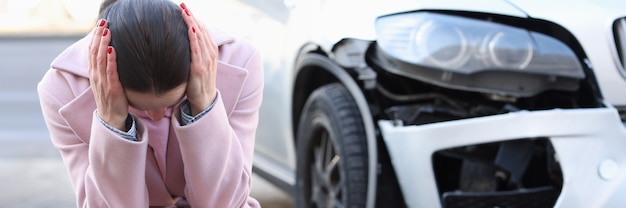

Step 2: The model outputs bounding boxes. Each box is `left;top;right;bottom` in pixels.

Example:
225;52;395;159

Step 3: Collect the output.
442;186;559;208
614;17;626;72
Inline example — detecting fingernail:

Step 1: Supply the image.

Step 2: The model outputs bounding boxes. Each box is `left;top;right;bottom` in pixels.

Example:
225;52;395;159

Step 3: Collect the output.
108;46;112;54
180;2;187;10
98;19;106;27
185;9;190;16
102;28;108;36
192;26;196;33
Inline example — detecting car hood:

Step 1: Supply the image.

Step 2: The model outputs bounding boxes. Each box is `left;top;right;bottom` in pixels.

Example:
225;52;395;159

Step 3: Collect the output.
316;0;624;43
507;0;625;21
313;0;526;44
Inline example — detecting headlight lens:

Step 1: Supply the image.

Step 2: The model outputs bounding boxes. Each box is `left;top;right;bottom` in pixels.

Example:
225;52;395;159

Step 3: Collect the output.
376;12;585;79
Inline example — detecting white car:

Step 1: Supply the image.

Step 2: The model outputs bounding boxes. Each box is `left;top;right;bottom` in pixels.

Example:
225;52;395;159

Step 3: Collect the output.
204;0;626;207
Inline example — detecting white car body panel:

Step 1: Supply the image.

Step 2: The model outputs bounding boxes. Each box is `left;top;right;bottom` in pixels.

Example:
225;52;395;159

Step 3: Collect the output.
380;106;626;207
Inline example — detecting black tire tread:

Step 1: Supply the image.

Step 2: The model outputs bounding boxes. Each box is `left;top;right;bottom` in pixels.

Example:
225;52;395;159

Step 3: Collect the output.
296;83;369;208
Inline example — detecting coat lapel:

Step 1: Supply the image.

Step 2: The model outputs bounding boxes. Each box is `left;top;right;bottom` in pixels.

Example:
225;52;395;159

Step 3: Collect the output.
215;62;248;117
58;87;97;144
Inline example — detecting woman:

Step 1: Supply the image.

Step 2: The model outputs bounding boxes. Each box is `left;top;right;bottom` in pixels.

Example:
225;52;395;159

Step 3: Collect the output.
37;0;263;207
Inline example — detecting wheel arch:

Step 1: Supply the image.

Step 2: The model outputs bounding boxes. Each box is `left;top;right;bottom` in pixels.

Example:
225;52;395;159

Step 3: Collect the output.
292;51;378;208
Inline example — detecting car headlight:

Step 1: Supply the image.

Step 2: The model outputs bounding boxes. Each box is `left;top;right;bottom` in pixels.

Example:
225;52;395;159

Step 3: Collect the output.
375;12;585;79
614;17;626;73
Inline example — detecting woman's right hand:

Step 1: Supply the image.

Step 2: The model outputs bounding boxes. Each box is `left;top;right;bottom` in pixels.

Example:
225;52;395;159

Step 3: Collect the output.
89;19;129;131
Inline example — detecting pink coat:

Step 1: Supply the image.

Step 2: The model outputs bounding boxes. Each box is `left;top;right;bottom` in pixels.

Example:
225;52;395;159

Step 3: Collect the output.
37;28;263;208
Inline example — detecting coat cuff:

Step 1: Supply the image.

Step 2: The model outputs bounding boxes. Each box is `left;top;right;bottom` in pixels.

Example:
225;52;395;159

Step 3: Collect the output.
179;91;219;125
96;111;138;141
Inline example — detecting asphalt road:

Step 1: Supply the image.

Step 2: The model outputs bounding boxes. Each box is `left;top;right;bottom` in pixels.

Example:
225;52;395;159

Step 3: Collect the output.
0;36;293;207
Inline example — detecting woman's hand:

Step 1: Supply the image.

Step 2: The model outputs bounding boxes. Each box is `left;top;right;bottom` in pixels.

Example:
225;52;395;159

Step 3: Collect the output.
180;3;219;116
89;19;129;131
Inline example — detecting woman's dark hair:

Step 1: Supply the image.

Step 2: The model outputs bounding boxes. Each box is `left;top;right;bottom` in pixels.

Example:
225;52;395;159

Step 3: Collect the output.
99;0;190;94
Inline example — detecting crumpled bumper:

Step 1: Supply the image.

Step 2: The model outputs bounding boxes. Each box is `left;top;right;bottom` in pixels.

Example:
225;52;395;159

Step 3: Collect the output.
379;106;626;208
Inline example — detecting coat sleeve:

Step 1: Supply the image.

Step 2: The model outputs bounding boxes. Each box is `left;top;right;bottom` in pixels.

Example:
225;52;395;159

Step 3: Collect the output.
37;69;151;208
172;47;263;208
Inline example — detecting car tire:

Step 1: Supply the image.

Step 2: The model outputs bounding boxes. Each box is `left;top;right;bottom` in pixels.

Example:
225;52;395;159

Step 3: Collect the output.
295;83;369;208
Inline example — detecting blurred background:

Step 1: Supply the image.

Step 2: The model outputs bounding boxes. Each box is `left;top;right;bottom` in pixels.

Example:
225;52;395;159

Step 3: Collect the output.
0;0;292;207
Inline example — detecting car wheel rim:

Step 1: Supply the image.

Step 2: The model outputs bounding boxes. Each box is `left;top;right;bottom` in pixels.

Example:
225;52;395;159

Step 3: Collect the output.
309;128;344;208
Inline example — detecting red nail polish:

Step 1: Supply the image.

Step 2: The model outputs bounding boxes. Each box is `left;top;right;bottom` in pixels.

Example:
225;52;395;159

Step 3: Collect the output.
192;26;196;33
184;9;190;16
180;2;187;10
107;46;112;54
98;19;106;27
102;29;108;36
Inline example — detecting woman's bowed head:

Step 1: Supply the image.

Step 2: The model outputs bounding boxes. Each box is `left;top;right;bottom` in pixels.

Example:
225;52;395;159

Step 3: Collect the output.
91;0;218;131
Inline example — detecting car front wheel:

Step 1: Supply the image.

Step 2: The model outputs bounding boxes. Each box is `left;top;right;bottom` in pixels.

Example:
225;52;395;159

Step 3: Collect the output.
295;83;369;208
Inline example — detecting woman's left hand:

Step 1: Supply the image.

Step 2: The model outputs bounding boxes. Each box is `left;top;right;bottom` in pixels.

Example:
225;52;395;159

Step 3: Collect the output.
180;2;218;116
